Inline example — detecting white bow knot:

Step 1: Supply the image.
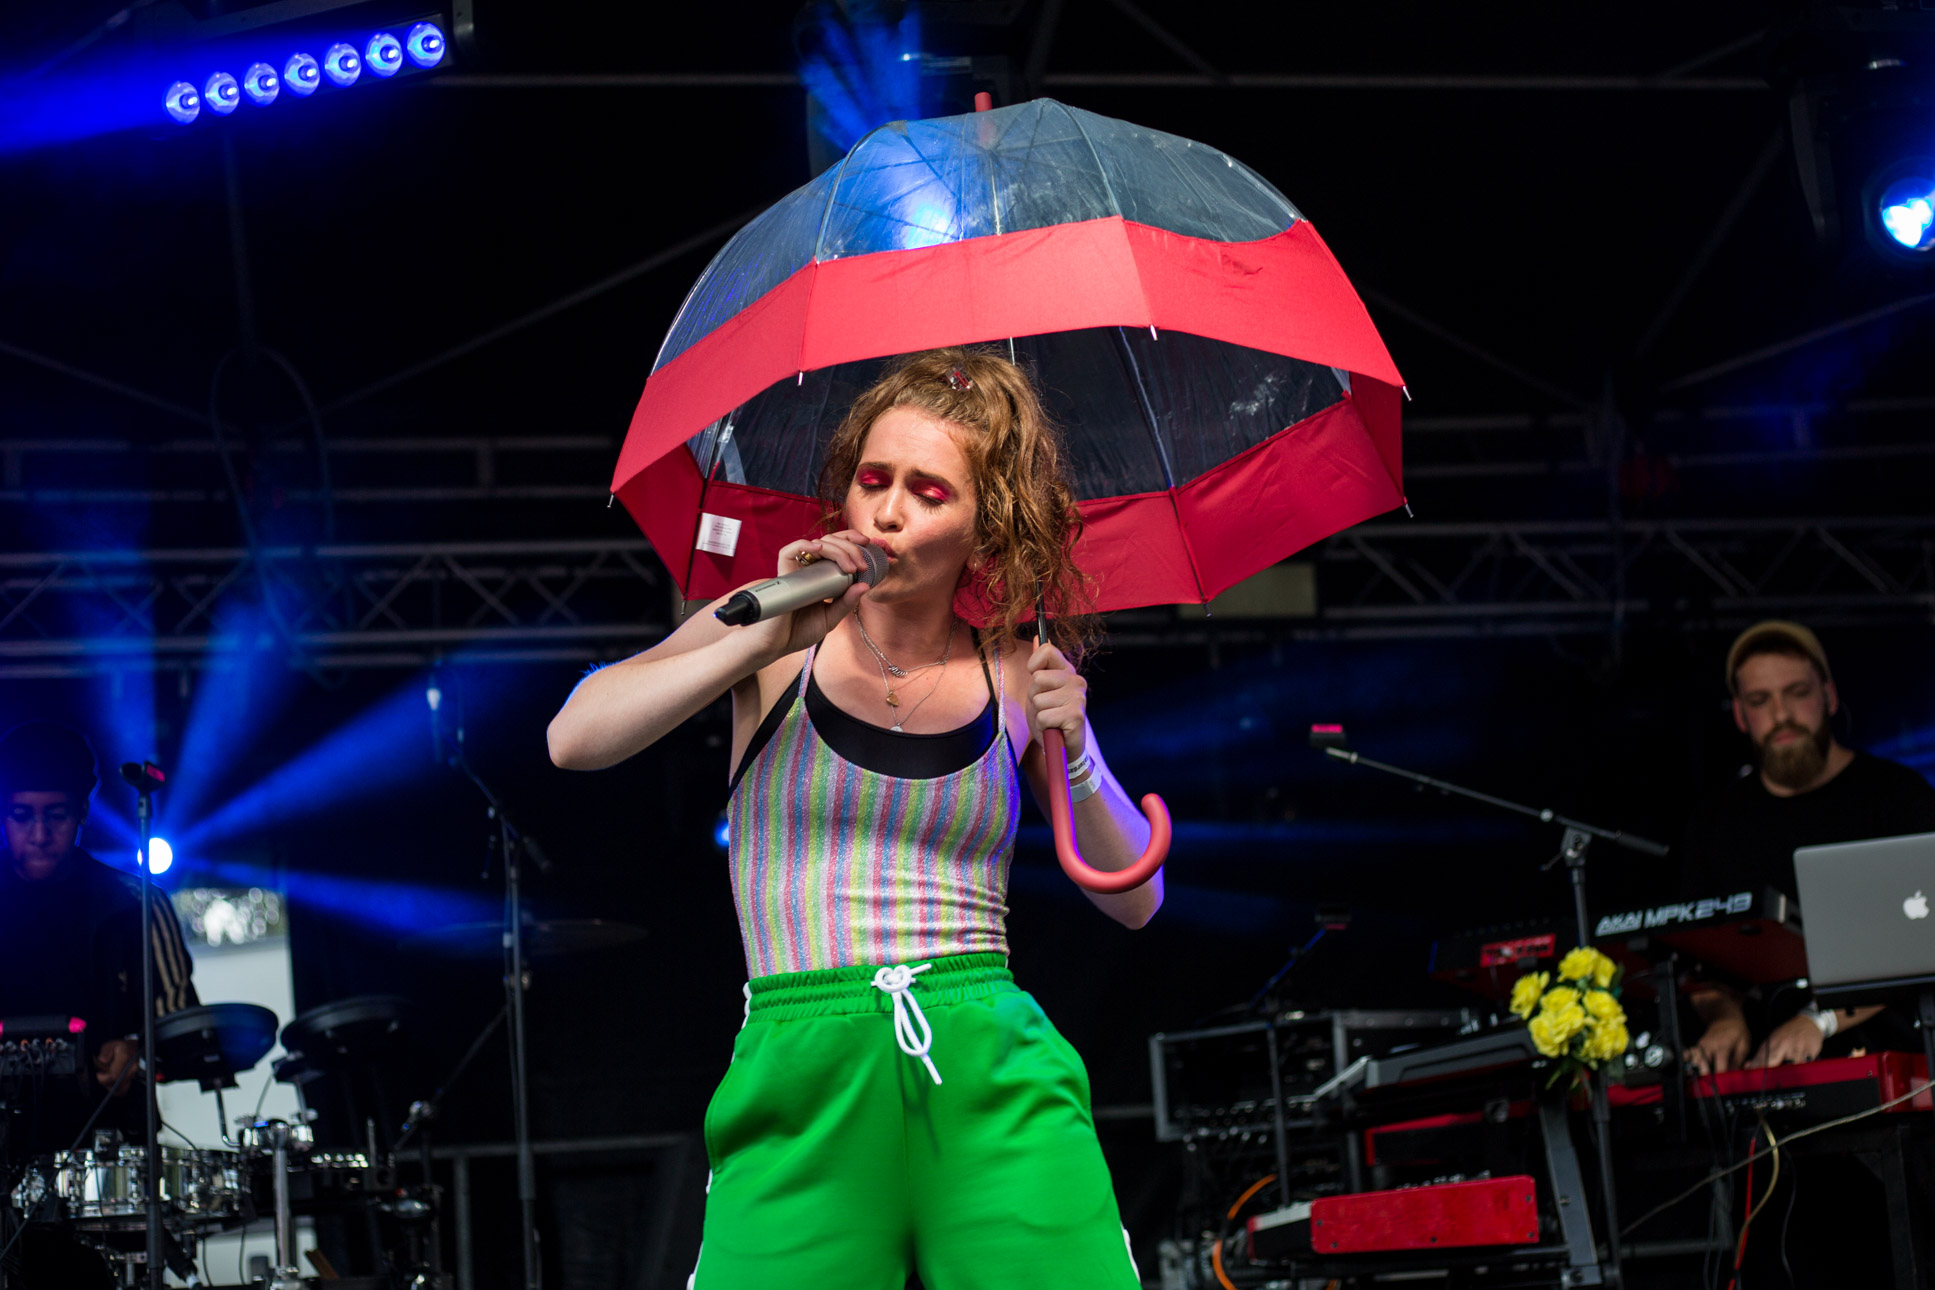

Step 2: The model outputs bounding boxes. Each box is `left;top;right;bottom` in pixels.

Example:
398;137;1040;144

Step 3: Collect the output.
871;963;942;1086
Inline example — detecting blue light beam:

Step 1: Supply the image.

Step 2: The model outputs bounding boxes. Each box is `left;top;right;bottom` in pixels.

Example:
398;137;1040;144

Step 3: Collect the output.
178;674;448;853
796;7;922;158
194;857;498;940
168;597;307;830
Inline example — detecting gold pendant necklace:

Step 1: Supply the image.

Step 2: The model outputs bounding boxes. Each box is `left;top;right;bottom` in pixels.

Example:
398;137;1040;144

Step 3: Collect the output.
854;614;953;730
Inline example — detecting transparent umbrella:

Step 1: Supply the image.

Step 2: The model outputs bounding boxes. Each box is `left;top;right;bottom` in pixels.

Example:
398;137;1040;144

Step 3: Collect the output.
612;97;1408;892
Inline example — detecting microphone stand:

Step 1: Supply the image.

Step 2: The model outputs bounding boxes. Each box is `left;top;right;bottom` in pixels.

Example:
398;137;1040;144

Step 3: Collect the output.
430;708;550;1290
119;761;168;1290
1316;734;1668;1289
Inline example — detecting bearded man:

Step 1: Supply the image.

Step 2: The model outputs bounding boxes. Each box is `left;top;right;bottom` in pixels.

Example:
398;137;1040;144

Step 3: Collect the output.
1681;621;1935;1073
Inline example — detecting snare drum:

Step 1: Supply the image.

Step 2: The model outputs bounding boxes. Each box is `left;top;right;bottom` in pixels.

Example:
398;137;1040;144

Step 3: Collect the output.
39;1144;249;1229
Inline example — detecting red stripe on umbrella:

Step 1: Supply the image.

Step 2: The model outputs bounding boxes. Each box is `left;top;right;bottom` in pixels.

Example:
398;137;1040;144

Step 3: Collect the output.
616;216;1399;493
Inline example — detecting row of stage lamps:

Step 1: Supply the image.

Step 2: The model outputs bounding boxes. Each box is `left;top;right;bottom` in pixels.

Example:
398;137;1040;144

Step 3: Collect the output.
163;22;445;126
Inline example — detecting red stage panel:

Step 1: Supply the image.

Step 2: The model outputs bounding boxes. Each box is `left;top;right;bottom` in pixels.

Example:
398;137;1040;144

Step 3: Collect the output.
1298;1176;1541;1254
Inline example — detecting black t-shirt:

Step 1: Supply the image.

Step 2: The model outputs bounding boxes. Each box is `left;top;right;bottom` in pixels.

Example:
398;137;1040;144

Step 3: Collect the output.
1678;752;1935;1050
0;849;199;1156
1679;752;1935;905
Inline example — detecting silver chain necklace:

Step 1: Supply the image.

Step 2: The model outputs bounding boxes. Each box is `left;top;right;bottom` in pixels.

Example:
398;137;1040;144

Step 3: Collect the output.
853;615;955;732
855;613;953;679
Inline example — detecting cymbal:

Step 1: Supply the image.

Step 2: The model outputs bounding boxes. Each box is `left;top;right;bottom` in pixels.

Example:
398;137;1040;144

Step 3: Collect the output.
154;1003;279;1090
401;918;647;960
276;995;411;1083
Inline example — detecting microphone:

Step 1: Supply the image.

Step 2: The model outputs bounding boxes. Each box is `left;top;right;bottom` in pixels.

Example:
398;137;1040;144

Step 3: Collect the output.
118;761;167;794
714;545;887;626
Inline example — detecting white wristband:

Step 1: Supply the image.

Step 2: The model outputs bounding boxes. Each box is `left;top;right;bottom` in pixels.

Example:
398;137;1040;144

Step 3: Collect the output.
1067;771;1101;804
1065;751;1093;782
1804;1004;1839;1038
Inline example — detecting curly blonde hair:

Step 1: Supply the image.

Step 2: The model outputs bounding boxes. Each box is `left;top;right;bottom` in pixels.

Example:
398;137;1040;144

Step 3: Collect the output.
818;347;1099;667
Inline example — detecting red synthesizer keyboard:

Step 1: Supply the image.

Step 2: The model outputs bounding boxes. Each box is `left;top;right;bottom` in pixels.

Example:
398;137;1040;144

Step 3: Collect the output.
1608;1052;1932;1120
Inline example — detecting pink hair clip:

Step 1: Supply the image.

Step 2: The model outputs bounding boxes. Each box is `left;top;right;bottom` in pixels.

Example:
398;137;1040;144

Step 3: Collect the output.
945;366;973;391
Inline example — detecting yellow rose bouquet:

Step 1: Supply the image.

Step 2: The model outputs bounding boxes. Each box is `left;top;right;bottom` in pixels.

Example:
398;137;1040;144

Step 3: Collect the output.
1510;947;1630;1087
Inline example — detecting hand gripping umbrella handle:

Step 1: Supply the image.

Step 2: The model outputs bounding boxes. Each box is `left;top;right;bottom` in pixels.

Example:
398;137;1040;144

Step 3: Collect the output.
1043;726;1171;893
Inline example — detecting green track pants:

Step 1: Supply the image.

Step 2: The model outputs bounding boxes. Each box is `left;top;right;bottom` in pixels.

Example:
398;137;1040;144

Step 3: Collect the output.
689;953;1141;1290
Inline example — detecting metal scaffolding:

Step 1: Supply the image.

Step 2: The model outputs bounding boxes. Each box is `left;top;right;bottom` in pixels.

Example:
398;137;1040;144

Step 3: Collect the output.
0;539;669;678
5;517;1930;675
1306;515;1935;639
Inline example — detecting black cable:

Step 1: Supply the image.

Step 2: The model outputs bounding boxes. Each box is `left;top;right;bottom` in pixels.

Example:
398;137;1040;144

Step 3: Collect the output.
252;1069;277;1124
1687;1054;1729;1288
1243;927;1326;1016
1776;1141;1801;1290
1623;1079;1935;1238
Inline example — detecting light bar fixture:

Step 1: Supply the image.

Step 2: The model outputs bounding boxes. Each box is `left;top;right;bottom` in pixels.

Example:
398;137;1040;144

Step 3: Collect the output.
160;17;447;127
204;71;240;115
241;62;281;106
163;80;201;125
323;41;363;87
404;22;446;68
364;31;404;77
284;52;321;96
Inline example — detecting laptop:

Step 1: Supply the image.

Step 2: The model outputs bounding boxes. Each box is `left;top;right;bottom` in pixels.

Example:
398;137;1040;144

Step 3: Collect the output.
1793;830;1935;1008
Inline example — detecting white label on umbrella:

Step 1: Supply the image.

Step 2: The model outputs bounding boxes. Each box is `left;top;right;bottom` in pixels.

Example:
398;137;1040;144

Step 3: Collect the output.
696;513;741;557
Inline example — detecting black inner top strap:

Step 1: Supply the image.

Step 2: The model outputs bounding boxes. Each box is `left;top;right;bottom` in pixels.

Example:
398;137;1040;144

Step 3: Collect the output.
728;629;999;793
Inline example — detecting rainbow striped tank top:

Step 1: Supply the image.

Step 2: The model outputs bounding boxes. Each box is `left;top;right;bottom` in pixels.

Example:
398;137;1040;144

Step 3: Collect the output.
725;644;1020;977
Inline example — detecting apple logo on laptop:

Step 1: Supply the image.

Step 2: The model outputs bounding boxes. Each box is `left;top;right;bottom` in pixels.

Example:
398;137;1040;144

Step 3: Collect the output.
1907;891;1930;921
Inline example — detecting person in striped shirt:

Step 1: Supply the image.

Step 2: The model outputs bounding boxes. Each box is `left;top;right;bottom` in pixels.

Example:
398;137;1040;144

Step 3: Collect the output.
0;723;200;1174
550;347;1159;1290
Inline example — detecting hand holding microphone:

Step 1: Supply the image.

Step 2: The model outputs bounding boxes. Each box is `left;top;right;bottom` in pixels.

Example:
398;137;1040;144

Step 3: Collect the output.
716;532;886;653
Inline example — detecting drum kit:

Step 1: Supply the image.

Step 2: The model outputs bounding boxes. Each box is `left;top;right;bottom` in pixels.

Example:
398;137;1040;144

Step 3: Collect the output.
1;730;641;1290
2;997;437;1290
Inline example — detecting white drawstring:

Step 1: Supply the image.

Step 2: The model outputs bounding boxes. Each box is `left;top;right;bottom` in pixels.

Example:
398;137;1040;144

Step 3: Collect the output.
871;963;942;1085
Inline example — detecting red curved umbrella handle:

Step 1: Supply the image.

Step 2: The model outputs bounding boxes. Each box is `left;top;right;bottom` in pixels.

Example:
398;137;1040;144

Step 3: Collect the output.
1043;727;1171;893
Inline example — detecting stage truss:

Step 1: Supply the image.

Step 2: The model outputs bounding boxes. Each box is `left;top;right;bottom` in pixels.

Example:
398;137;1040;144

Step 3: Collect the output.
2;517;1929;676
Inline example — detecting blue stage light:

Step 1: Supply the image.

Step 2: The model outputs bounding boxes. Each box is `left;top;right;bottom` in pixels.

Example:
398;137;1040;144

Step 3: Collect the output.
163;80;201;125
242;62;280;107
365;31;404;78
144;837;174;876
713;813;731;851
283;52;321;97
323;42;362;87
1877;175;1935;252
405;22;447;68
204;71;241;115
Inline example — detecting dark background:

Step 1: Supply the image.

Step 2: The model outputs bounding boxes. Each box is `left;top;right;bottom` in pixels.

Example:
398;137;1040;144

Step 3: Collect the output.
4;1;1934;1284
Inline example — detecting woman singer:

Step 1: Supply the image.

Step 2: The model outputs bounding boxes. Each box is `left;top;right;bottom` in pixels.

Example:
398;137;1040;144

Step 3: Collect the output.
548;346;1159;1290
